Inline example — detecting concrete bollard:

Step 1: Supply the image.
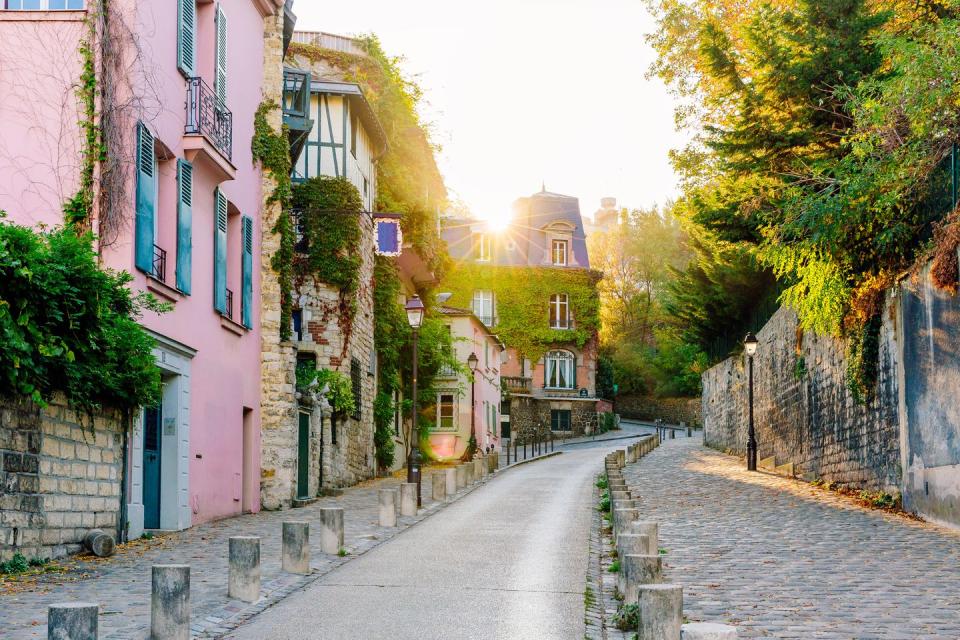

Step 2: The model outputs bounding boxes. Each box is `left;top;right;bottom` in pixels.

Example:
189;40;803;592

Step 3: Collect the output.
629;521;659;555
281;522;310;575
379;488;398;527
616;533;649;559
465;462;475;485
473;458;483;481
393;487;402;515
432;472;446;502
488;452;498;473
151;565;190;640
479;456;488;477
455;464;467;489
83;529;115;558
400;483;418;516
228;537;260;602
621;554;662;603
319;508;344;555
638;584;683;640
445;468;457;497
681;622;738;639
48;602;98;640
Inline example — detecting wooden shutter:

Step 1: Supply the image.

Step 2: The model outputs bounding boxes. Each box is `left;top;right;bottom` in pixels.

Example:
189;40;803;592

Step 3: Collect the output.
214;4;228;106
134;122;155;273
177;0;196;77
241;215;253;328
213;188;228;313
176;160;193;294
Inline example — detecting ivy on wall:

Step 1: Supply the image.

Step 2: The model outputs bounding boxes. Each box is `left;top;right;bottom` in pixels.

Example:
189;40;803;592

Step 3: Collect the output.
442;263;602;362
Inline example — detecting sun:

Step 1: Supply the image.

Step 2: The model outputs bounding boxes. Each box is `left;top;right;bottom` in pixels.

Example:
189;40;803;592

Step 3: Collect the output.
475;210;511;232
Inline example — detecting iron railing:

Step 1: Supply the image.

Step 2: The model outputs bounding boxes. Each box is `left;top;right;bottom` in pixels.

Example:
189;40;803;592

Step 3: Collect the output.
152;245;167;283
502;376;532;394
224;288;234;321
185;77;232;161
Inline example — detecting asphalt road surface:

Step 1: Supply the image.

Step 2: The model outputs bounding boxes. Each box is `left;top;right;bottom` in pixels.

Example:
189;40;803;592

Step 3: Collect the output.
227;443;618;640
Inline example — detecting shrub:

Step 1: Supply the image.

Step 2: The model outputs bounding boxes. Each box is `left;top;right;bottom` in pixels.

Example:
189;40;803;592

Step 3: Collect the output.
613;603;639;631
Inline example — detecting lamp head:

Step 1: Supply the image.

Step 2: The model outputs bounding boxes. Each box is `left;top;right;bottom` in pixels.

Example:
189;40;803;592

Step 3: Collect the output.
467;352;479;372
744;332;759;357
405;294;425;329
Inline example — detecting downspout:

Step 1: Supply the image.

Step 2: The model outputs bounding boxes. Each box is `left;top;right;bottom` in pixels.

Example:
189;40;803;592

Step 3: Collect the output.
117;414;130;544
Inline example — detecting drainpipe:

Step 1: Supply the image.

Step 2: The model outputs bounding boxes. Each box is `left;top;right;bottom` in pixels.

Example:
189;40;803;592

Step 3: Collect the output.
117;418;130;544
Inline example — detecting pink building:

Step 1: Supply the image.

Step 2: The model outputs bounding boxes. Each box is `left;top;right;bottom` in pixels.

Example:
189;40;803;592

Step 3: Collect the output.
424;305;504;462
0;0;286;537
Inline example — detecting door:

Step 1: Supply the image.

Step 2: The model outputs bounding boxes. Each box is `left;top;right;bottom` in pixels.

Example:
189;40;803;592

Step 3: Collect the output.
143;406;162;529
297;412;310;500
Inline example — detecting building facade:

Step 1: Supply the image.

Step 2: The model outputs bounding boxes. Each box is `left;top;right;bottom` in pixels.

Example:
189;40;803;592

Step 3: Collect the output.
0;0;286;541
441;189;604;441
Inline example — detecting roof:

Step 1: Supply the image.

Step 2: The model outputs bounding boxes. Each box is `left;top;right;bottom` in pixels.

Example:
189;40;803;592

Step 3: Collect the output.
309;80;388;157
438;306;506;350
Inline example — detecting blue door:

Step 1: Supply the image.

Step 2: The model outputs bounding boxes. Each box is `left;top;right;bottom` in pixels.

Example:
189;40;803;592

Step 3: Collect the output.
143;406;162;529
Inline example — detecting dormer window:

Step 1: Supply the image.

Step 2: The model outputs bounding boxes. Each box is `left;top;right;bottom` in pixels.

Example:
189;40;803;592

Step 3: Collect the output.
476;233;491;261
552;239;568;266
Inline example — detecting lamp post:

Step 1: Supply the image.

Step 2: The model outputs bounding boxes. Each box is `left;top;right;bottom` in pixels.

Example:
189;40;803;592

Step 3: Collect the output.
467;352;479;455
405;295;425;505
744;331;759;471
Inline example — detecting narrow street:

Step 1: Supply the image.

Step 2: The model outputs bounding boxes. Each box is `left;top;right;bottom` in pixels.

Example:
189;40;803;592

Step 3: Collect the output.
227;444;615;640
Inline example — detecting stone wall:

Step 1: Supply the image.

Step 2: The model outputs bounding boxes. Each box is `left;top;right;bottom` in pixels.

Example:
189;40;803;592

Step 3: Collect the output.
615;396;702;427
509;396;602;440
1;396;124;561
702;306;901;493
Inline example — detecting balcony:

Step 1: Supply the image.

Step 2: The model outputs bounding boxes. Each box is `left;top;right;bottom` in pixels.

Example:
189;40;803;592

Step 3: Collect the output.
151;245;167;283
224;288;234;321
184;77;235;180
283;67;313;165
502;376;532;394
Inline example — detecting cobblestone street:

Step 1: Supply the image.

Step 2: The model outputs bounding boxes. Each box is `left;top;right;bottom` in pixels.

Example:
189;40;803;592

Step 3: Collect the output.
625;437;960;638
0;468;495;639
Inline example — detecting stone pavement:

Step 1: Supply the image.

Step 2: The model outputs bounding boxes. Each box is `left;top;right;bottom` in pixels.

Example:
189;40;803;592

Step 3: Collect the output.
0;466;498;639
625;437;960;638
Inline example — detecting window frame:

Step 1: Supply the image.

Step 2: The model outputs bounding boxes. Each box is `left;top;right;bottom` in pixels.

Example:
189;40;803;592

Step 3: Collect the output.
551;239;568;266
436;391;457;431
4;0;84;8
476;233;491;262
550;409;572;432
544;350;575;390
549;293;570;329
472;289;496;326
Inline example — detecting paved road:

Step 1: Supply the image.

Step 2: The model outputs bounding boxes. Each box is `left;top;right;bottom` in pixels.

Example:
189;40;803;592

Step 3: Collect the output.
228;444;619;640
624;438;960;639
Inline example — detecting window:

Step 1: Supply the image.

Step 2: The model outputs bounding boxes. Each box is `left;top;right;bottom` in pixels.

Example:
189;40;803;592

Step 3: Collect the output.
475;233;491;261
545;350;575;389
472;290;495;326
552;239;568;266
176;0;196;77
350;358;362;420
5;0;83;8
549;294;570;329
134;123;157;276
437;392;456;430
550;409;572;432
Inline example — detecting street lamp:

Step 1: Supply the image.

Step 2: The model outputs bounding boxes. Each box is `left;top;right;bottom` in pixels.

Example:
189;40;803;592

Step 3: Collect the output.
744;331;759;471
405;295;425;505
467;352;479;456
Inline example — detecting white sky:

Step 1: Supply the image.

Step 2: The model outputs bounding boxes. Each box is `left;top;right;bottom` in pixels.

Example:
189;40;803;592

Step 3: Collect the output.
293;0;686;224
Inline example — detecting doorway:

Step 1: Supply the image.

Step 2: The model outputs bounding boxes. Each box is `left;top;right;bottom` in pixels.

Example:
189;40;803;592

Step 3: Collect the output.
143;405;162;529
297;411;310;500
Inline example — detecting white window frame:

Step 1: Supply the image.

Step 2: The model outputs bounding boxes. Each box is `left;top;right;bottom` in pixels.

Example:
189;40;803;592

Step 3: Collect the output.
476;233;491;262
472;290;496;326
4;0;84;8
545;350;575;390
549;293;570;329
436;391;457;431
552;239;568;266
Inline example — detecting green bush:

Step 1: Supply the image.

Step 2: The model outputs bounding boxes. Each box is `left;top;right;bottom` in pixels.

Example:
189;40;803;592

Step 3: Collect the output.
613;603;639;631
373;391;397;471
0;220;162;412
598;492;611;513
297;367;356;416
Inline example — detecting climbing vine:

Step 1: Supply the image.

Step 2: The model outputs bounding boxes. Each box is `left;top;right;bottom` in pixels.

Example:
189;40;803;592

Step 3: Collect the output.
63;17;102;231
252;100;294;340
442;264;602;362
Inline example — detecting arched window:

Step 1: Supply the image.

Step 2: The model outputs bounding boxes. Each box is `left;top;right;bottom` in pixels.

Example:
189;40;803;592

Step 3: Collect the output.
545;350;575;389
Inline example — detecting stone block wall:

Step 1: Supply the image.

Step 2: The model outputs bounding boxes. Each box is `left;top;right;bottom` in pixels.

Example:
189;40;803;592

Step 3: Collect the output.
509;396;602;440
702;306;901;493
0;396;124;561
615;396;702;427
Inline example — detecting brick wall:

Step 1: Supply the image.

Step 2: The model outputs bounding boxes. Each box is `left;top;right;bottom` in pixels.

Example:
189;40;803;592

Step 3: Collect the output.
0;396;124;561
701;306;901;493
615;396;702;427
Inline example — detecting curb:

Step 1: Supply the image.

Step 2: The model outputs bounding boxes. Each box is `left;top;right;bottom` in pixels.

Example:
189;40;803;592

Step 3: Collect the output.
560;433;653;447
497;450;563;471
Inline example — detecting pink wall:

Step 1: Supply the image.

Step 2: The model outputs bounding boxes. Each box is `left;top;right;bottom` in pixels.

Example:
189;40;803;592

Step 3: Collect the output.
0;1;276;526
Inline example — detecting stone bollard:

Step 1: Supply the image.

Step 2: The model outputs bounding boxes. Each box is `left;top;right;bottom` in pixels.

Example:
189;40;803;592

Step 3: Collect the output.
282;522;310;575
83;529;115;558
629;521;659;555
613;508;638;536
465;462;475;485
151;565;190;640
616;533;649;559
48;602;98;640
488;452;498;473
379;488;398;527
228;537;260;602
473;458;483;481
445;468;457;497
319;508;344;555
621;554;662;603
432;472;446;502
638;584;683;640
479;456;488;477
400;483;418;516
455;464;467;489
681;623;738;639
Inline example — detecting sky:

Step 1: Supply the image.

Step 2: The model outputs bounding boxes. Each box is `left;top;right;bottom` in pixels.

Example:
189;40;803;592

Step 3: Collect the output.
293;0;687;226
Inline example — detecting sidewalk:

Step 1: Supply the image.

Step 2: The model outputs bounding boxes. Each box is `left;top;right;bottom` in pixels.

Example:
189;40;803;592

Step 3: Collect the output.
625;437;960;638
0;467;493;639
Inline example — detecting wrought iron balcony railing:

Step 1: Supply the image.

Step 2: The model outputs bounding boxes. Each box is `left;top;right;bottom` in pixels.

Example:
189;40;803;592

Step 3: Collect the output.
502;376;532;394
224;288;234;321
185;77;233;162
152;245;167;283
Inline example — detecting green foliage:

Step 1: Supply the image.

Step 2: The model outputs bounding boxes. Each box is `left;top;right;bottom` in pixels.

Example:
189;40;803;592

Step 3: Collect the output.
607;559;621;573
596;354;615;400
292;177;364;292
297;366;356;416
373;256;409;397
793;356;808;381
846;311;882;402
373;391;397;470
64;24;101;230
0;553;29;575
0;221;162;413
252;100;294;341
598;492;611;513
613;604;639;631
442;263;601;362
595;475;608;490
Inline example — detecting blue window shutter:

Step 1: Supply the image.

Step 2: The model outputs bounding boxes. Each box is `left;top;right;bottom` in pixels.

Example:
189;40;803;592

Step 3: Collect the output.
241;215;253;328
177;0;196;77
175;160;193;294
134;122;155;273
213;188;228;313
214;5;228;105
